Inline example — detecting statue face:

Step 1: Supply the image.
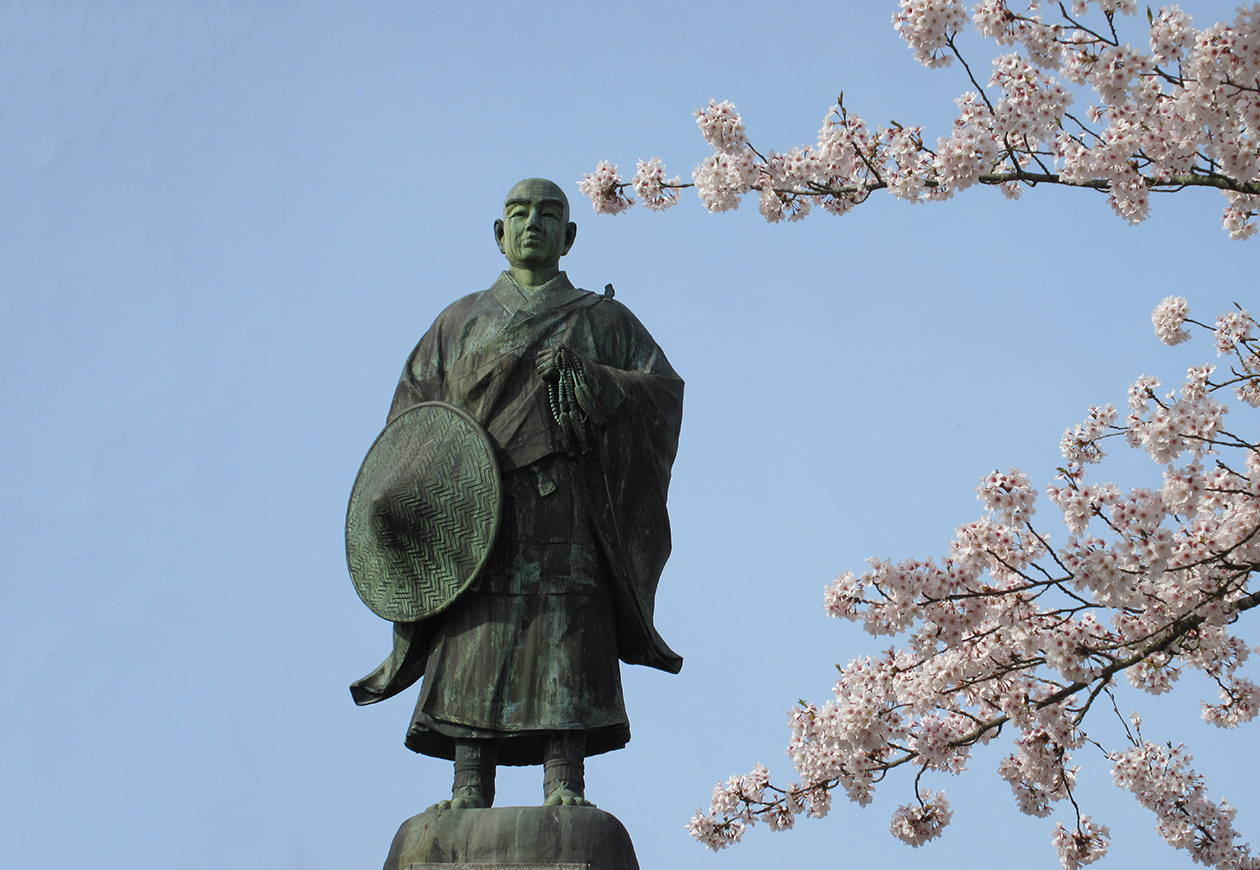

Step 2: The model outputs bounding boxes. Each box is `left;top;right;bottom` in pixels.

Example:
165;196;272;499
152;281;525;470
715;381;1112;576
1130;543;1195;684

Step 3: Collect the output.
495;178;576;272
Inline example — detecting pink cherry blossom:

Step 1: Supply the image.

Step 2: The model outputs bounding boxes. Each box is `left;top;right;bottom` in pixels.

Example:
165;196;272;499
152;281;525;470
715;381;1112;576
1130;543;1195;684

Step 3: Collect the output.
1215;309;1256;355
688;299;1260;867
630;158;682;211
889;791;952;845
588;1;1260;237
1152;295;1191;346
893;0;967;68
1053;816;1111;869
576;161;632;215
1111;738;1259;868
694;100;748;154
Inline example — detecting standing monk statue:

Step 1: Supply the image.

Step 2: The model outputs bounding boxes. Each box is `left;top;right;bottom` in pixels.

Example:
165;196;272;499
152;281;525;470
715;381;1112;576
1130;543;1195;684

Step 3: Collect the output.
346;178;684;810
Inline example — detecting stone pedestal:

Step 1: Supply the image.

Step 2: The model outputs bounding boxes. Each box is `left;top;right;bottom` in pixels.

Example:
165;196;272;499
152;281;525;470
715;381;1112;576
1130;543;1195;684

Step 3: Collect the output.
382;805;639;870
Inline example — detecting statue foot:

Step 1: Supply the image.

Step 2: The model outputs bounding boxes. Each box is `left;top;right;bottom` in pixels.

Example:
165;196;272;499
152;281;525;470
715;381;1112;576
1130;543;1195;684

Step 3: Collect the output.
543;786;595;808
427;791;490;812
451;792;489;809
541;734;590;807
446;740;496;811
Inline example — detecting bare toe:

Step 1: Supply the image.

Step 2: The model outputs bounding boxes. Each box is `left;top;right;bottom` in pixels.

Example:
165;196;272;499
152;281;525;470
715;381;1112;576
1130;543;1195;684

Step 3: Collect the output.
450;794;488;809
544;787;595;808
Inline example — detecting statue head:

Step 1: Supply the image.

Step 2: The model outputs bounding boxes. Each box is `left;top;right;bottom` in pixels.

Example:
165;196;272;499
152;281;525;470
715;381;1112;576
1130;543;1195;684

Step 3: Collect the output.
495;178;577;281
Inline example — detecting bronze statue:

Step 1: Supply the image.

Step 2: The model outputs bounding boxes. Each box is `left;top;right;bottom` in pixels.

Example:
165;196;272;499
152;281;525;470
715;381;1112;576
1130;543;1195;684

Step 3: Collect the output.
348;178;683;810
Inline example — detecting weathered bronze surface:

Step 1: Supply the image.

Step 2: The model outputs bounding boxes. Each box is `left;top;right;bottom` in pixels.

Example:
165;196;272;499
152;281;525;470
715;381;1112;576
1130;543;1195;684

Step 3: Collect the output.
349;178;683;811
347;402;502;622
383;806;638;870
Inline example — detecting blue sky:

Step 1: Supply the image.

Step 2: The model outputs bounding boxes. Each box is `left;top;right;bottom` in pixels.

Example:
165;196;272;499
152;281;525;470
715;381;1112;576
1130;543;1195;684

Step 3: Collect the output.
2;2;1257;869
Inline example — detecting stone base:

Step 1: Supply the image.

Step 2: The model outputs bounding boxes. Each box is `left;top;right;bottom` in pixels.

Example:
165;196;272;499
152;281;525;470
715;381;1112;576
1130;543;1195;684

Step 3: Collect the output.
404;866;588;870
382;806;639;870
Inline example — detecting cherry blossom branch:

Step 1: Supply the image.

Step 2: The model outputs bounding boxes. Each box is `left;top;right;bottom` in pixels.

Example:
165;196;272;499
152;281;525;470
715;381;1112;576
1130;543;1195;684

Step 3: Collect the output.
751;585;1259;800
687;298;1260;869
947;32;997;113
583;0;1260;238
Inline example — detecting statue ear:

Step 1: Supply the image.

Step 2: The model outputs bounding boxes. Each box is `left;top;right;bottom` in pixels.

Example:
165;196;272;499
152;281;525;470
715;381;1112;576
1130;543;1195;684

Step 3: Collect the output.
494;219;506;254
562;221;577;256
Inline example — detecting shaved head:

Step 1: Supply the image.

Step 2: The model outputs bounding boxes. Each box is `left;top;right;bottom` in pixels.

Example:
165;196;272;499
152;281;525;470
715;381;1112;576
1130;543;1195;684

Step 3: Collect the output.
495;177;577;287
504;178;571;225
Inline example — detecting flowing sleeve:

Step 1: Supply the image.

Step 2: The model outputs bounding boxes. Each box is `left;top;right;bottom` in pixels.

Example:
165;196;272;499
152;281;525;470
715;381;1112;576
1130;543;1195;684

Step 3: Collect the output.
574;299;685;673
348;315;449;705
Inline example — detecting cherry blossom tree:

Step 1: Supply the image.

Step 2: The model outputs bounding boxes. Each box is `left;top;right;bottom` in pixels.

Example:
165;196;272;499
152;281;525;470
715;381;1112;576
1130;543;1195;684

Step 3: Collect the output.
684;297;1260;869
579;1;1260;238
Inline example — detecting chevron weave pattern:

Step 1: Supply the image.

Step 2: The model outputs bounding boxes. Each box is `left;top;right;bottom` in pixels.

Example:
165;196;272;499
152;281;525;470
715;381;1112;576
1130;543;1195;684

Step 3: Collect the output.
346;403;502;622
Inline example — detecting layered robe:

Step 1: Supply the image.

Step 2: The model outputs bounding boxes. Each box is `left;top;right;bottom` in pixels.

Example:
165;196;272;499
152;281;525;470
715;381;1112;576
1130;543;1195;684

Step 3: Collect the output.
350;271;683;766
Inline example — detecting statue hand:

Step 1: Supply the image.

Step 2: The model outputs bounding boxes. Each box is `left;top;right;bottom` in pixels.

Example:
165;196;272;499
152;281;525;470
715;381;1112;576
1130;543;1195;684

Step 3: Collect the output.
536;346;562;382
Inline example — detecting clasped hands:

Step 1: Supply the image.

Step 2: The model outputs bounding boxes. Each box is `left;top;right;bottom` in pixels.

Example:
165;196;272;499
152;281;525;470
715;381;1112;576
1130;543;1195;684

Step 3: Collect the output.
536;345;574;382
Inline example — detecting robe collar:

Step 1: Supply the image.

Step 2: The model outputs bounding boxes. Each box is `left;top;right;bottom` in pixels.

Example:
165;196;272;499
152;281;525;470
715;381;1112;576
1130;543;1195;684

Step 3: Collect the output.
490;271;587;315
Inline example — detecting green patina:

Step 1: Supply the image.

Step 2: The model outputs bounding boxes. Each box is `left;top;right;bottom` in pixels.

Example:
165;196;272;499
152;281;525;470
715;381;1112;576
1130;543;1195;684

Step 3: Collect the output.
348;178;684;810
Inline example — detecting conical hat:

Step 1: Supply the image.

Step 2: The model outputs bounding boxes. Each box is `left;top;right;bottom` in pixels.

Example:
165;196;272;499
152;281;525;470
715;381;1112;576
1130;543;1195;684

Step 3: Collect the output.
346;402;502;622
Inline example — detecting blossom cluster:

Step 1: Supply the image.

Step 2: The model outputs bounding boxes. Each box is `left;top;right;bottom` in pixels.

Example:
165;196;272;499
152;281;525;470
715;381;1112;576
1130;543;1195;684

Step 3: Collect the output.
1052;816;1111;870
1111;733;1260;869
889;791;953;845
1152;295;1192;346
688;299;1260;868
585;1;1260;237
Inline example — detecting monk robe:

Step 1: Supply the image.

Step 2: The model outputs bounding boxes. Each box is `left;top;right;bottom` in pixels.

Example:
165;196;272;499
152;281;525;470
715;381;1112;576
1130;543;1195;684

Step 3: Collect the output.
350;271;683;766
